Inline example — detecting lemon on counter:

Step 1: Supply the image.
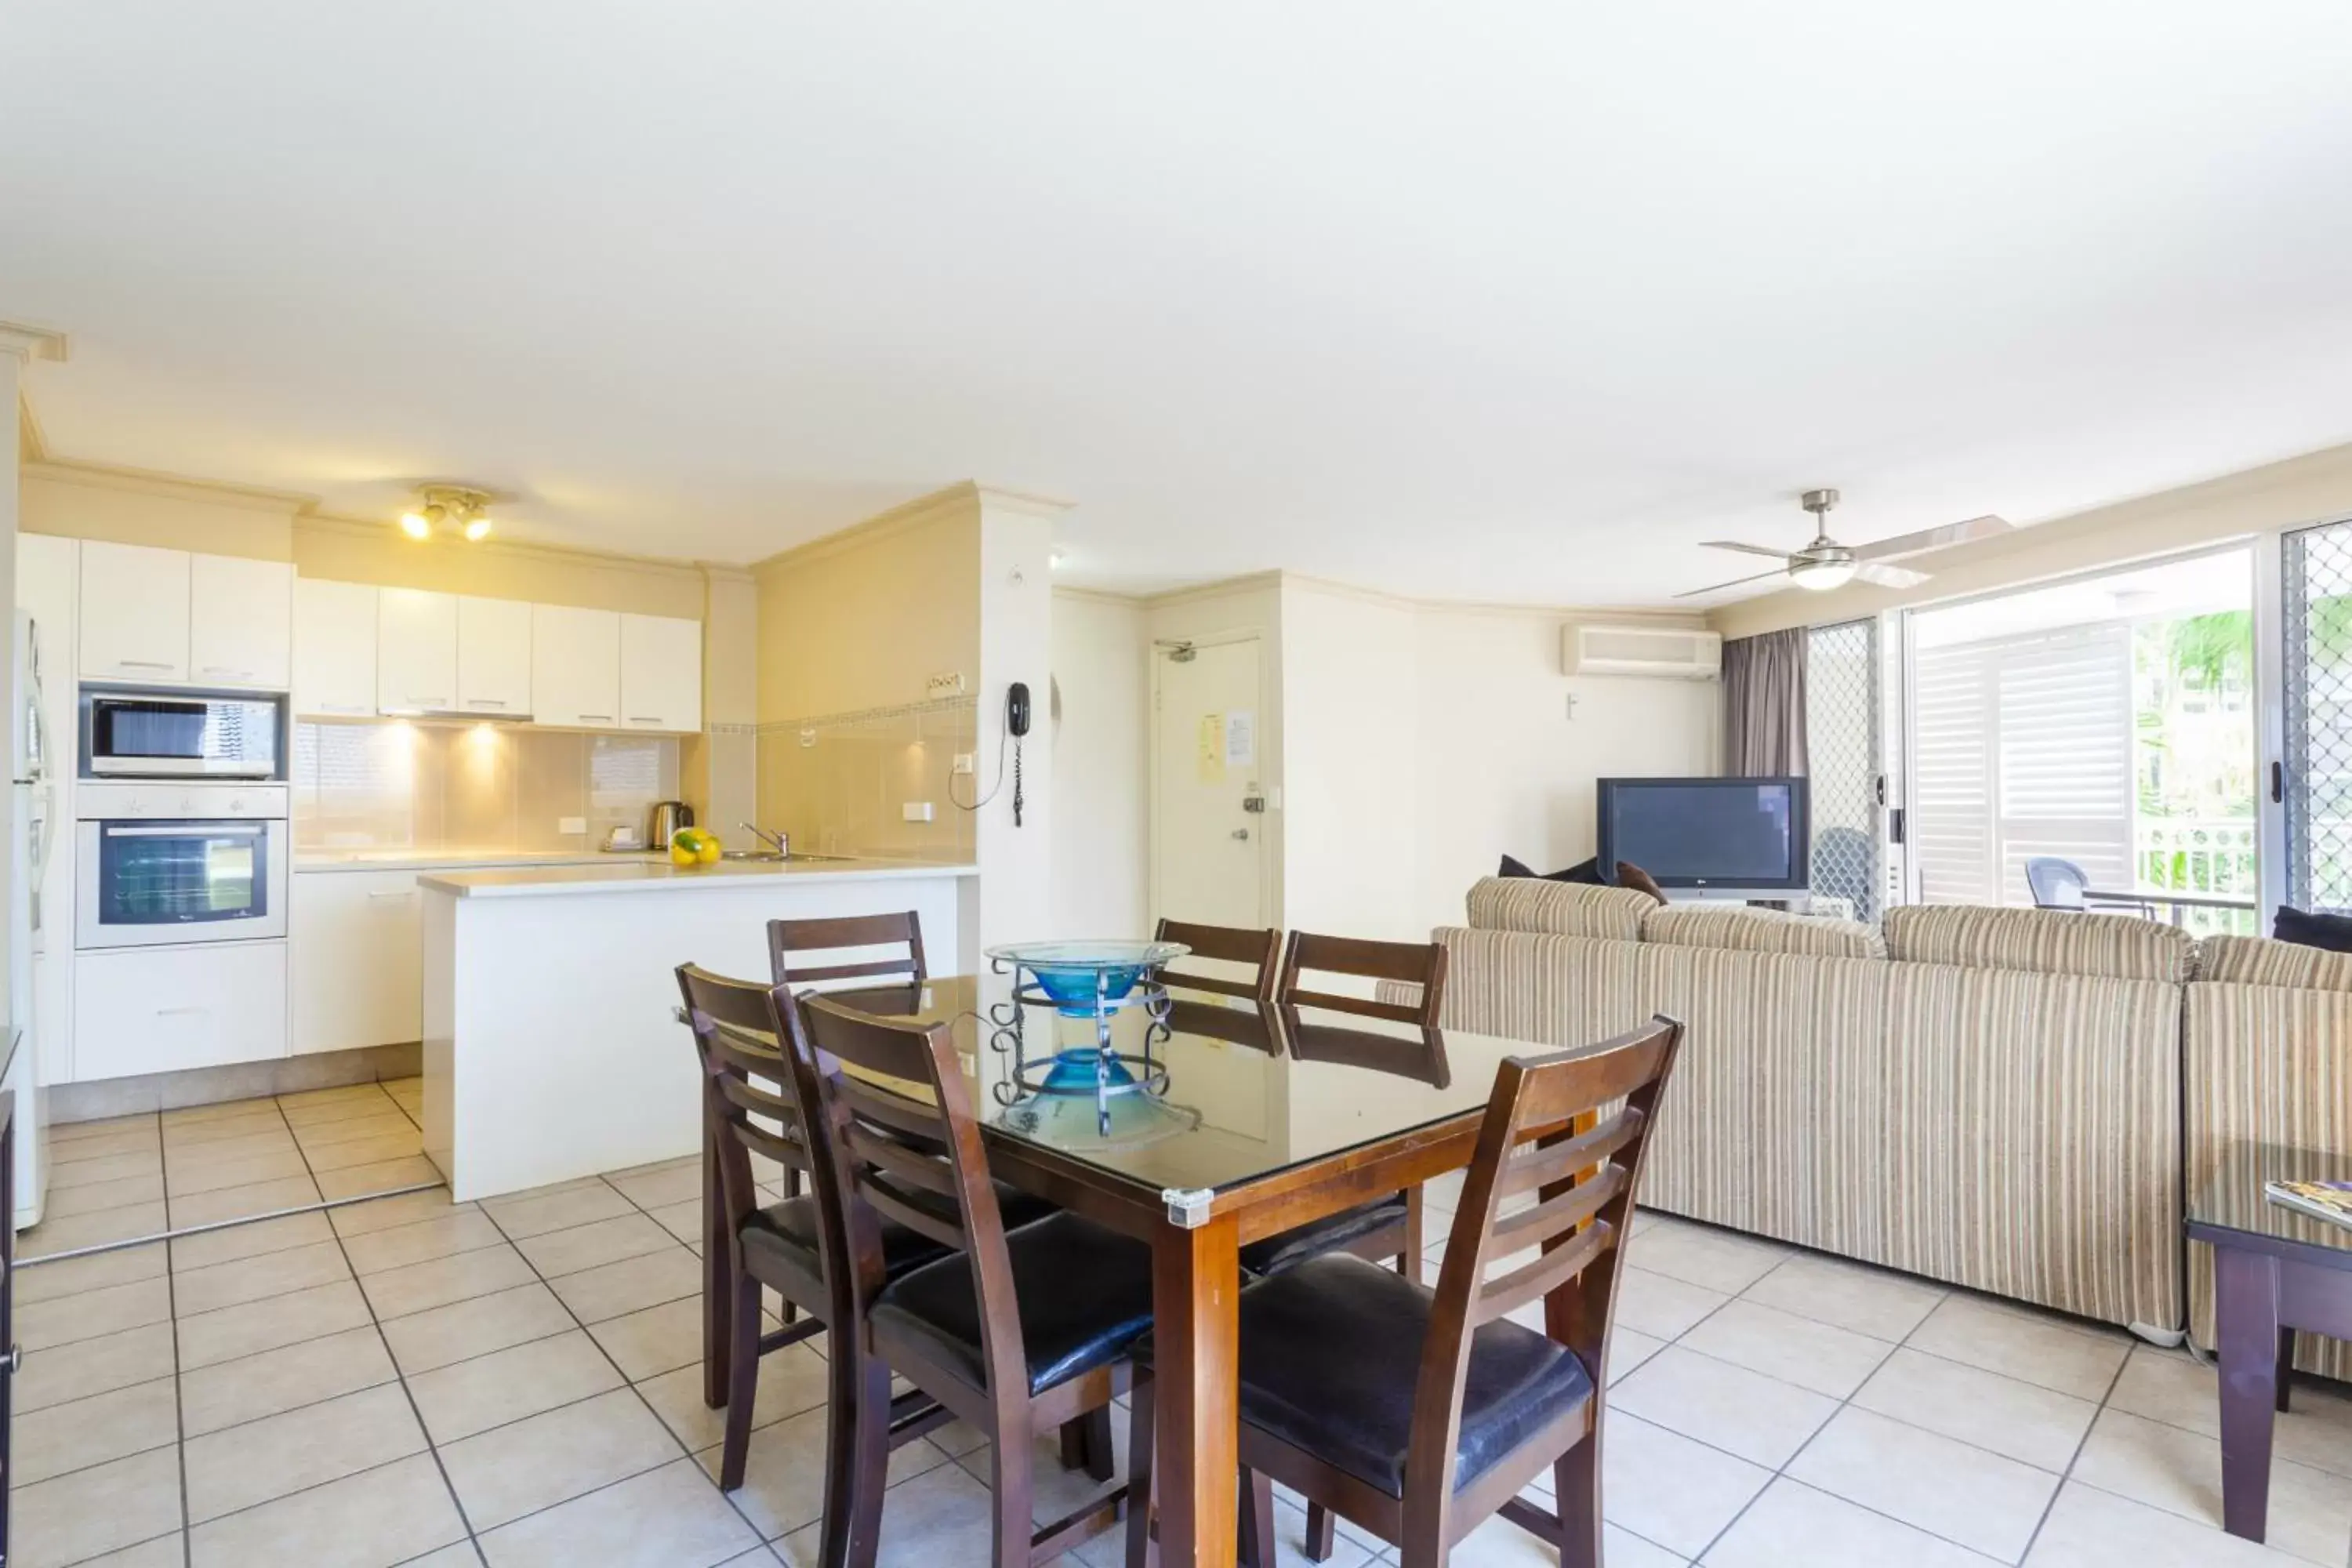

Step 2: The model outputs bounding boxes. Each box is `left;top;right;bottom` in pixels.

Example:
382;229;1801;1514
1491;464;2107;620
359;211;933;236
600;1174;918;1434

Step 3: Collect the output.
670;828;719;867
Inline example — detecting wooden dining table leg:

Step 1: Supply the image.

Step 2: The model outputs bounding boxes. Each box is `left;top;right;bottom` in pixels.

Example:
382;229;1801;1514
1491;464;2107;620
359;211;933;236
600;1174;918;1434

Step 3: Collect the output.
2215;1244;2282;1543
1152;1213;1241;1568
702;1102;731;1410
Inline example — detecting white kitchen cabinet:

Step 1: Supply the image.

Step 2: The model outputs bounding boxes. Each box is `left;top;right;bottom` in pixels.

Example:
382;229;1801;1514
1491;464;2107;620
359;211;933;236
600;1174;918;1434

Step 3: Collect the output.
78;541;191;684
72;941;287;1081
190;554;295;690
619;613;702;732
530;604;622;728
290;870;422;1054
293;579;380;717
457;596;533;718
377;588;459;714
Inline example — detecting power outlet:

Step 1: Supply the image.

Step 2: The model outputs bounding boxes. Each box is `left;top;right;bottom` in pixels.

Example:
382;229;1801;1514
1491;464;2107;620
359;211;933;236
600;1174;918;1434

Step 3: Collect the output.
925;671;967;699
557;816;587;836
952;753;976;776
902;801;935;823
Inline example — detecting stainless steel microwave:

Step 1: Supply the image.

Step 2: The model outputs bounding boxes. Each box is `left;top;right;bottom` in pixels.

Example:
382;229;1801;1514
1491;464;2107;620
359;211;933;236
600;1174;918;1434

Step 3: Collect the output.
79;688;285;780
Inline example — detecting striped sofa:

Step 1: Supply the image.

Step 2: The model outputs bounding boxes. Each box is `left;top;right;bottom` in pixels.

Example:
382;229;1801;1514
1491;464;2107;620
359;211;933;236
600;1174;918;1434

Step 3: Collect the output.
1433;878;2200;1338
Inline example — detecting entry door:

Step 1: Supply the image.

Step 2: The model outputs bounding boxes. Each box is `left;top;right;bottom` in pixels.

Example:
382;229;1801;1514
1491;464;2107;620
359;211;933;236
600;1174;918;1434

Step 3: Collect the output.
1152;637;1267;928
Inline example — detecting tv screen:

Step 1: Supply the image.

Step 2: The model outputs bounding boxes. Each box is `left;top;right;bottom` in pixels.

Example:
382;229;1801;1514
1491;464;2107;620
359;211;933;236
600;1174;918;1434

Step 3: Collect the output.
1595;777;1809;891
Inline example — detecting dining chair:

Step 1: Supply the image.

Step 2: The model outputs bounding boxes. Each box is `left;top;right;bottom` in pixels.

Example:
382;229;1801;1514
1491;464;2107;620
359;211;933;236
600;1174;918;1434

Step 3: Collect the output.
785;993;1154;1568
768;910;929;989
1125;1013;1686;1568
1153;917;1284;1054
675;964;960;1524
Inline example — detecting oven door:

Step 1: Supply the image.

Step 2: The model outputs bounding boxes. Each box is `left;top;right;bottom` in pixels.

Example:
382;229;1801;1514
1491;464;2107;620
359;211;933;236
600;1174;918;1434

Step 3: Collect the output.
82;692;281;779
75;818;289;949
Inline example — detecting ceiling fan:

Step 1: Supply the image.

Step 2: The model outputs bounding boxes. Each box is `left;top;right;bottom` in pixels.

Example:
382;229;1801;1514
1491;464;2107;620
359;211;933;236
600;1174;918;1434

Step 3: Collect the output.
1679;488;2012;598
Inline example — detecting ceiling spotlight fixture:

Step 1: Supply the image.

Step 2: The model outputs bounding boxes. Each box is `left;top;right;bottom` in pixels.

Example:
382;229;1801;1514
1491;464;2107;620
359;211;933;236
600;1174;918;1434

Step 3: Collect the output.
398;485;496;544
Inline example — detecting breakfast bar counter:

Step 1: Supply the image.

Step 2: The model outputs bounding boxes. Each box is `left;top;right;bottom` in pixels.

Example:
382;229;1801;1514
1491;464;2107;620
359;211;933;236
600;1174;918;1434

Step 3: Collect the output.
418;856;978;1200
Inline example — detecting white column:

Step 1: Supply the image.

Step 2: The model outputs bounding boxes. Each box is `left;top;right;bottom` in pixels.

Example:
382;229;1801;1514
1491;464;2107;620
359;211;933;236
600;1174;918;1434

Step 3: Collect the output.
0;323;69;1029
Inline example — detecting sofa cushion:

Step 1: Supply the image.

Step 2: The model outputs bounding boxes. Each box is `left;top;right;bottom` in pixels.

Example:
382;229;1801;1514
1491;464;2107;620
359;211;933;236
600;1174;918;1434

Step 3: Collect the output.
2274;906;2352;954
1465;876;1653;942
1639;904;1886;960
1884;904;2196;984
2196;935;2352;995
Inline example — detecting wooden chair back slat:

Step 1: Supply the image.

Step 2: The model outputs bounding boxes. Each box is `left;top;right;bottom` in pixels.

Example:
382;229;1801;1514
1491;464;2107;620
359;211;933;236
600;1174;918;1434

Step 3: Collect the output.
1276;931;1450;1083
1285;986;1425;1025
843;1120;965;1204
1483;1160;1629;1261
1494;1105;1647;1201
769;911;928;989
677;964;819;1264
1472;1218;1615;1327
1154;919;1287;1055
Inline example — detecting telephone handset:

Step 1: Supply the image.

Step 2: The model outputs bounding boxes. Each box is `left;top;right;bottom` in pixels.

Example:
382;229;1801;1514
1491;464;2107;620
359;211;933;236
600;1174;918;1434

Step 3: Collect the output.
1007;681;1031;738
949;681;1035;825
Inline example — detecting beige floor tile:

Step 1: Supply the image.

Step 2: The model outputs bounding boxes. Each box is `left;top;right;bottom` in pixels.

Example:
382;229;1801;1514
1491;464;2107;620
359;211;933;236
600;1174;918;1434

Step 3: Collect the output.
2109;1345;2352;1481
2072;1406;2352;1566
1610;1345;1838;1468
1607;1326;1668;1385
15;1240;166;1306
165;1131;302;1174
176;1276;372;1370
637;1344;831;1450
172;1236;352;1316
168;1171;323;1229
546;1245;702;1323
50;1146;164;1187
184;1381;429;1522
20;1272;172;1349
1851;1346;2100;1474
1613;1265;1732;1340
187;1450;467;1568
304;1127;426;1174
1629;1218;1791;1295
485;1178;637;1239
1399;1512;1681;1568
477;1456;760;1568
1675;1298;1894;1399
179;1323;398;1436
1787;1406;2060;1561
292;1108;419;1149
1594;1410;1770;1559
516;1210;679;1277
44;1171;166;1218
278;1095;409;1134
438;1385;681;1530
169;1207;337;1271
2024;1479;2315;1566
381;1281;576;1375
1740;1250;1949;1341
647;1197;703;1244
608;1160;703;1211
68;1535;187;1568
317;1155;446;1201
771;1458;988;1566
165;1092;281;1125
1906;1295;2130;1402
20;1199;169;1258
589;1295;727;1382
399;1546;489;1568
163;1124;299;1164
1703;1477;1998;1566
363;1241;537;1319
162;1110;288;1147
10;1446;183;1568
279;1080;397;1111
16;1321;176;1414
51;1115;161;1152
343;1209;509;1276
704;1403;950;1540
331;1185;477;1237
407;1328;626;1444
11;1376;180;1486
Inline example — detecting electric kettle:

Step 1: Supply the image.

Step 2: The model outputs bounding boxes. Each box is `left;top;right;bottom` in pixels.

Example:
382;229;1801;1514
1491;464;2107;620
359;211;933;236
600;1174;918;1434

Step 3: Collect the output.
648;800;695;846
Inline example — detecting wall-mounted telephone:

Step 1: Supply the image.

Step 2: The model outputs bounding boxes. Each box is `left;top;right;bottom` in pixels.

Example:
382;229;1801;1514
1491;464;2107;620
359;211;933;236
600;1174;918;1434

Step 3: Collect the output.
952;681;1034;826
1007;682;1031;738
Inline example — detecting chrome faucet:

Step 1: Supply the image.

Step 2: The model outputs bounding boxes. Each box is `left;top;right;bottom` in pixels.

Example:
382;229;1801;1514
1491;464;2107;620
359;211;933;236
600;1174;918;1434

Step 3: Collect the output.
739;821;789;858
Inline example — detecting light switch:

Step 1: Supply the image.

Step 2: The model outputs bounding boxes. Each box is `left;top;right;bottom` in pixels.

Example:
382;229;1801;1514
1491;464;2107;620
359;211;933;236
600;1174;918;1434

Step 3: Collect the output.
902;802;935;823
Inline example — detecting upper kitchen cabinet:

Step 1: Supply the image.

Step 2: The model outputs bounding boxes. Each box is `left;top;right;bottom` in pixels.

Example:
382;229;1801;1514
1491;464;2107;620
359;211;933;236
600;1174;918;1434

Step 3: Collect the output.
293;579;379;717
620;613;702;732
457;596;533;718
530;604;621;728
78;540;191;684
377;588;459;714
189;554;295;690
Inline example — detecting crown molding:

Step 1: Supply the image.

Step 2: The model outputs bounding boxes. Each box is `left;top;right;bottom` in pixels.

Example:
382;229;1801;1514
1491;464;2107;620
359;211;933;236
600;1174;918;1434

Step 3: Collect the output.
1050;584;1145;608
296;510;706;582
26;456;313;514
972;483;1075;521
0;322;68;362
17;392;46;464
1139;569;1287;611
697;561;757;585
748;482;982;575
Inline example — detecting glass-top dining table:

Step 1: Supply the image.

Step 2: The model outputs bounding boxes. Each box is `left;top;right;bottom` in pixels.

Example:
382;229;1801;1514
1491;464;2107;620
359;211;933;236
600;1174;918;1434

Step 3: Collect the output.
702;973;1570;1568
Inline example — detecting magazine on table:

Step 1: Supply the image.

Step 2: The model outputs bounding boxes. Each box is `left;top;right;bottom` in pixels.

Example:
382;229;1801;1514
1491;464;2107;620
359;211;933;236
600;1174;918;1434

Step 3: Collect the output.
2264;1178;2352;1232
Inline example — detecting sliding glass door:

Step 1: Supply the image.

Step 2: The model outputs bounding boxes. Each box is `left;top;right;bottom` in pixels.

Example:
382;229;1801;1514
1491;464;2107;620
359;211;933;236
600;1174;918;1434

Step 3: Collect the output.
1806;619;1882;920
2284;520;2352;913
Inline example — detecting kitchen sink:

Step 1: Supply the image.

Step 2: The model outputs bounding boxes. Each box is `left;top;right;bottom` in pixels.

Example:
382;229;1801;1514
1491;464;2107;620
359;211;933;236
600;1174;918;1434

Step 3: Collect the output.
719;850;855;864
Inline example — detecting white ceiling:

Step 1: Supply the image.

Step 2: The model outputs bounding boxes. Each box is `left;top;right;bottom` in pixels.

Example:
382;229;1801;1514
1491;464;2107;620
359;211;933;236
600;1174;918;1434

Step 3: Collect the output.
6;3;2352;604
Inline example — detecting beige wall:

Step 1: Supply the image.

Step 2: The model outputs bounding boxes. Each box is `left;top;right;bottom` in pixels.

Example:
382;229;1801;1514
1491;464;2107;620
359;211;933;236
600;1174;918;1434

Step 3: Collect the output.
1711;438;2352;640
24;463;299;560
1049;588;1149;936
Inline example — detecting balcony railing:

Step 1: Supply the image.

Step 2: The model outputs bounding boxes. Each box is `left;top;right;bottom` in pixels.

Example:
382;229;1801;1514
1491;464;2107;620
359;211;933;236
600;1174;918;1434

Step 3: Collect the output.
2134;818;2259;935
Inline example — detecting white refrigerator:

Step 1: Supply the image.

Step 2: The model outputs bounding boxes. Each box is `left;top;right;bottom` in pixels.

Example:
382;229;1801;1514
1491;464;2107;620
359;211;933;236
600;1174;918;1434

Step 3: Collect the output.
9;608;49;1229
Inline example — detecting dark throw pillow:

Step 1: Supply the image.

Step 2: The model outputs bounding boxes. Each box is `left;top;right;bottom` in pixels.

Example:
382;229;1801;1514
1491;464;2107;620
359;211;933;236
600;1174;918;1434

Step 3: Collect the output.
2274;906;2352;954
1498;855;1603;884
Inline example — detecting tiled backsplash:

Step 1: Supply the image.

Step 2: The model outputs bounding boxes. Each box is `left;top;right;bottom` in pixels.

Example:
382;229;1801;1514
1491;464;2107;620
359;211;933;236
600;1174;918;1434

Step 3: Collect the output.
756;699;977;862
292;720;679;853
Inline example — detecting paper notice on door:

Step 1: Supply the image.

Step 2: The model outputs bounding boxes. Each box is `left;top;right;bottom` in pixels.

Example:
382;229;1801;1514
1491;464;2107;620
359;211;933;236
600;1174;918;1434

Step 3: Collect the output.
1196;713;1227;783
1224;710;1257;770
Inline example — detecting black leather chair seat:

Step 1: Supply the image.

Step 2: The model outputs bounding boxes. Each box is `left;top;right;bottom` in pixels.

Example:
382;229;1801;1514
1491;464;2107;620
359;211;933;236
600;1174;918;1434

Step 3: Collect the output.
869;1213;1156;1396
1226;1252;1593;1497
1238;1193;1411;1277
738;1185;1056;1300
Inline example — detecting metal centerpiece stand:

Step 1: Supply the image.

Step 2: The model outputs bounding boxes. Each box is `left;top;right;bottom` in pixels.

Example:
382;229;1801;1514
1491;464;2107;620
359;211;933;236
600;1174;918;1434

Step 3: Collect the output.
984;940;1201;1148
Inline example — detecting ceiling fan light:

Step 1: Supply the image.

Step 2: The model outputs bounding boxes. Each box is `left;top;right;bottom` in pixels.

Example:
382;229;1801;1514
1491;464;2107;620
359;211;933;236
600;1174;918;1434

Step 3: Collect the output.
398;510;433;540
1790;558;1856;591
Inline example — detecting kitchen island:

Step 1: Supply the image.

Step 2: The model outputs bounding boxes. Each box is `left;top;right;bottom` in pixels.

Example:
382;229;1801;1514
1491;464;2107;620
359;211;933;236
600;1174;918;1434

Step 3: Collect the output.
418;856;977;1200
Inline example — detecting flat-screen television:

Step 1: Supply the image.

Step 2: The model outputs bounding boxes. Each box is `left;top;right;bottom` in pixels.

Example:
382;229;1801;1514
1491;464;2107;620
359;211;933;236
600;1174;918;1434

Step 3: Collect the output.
1595;777;1810;891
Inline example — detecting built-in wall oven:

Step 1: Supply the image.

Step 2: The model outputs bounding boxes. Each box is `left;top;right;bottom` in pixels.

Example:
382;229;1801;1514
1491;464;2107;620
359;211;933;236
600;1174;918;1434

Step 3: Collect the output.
75;782;288;950
79;688;284;780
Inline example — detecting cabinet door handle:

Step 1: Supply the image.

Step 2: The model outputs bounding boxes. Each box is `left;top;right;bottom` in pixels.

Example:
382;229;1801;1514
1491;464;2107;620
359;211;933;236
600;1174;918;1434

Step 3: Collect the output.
154;1005;209;1016
201;666;254;678
629;717;663;726
118;659;174;670
577;713;614;724
466;699;508;708
366;890;418;900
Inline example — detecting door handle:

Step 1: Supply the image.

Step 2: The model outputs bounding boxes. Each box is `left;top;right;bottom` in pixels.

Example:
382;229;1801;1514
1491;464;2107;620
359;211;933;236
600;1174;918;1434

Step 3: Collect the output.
1231;829;1250;841
2273;761;2286;804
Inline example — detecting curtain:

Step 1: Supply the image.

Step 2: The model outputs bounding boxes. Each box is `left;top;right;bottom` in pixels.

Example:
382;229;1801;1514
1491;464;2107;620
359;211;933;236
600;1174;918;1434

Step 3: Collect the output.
1722;628;1809;777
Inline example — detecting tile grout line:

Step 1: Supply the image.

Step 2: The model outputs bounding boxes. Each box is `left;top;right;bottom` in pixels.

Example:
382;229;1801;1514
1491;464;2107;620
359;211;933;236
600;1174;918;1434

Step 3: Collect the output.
2012;1348;2151;1566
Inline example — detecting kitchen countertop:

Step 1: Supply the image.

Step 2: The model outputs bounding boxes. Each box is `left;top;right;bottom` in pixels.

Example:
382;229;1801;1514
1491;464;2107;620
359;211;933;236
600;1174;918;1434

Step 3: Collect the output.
416;857;978;898
296;848;670;873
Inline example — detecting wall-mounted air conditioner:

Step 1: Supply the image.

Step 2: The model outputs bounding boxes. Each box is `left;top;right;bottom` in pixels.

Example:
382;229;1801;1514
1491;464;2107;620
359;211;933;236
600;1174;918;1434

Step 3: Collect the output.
1562;623;1722;681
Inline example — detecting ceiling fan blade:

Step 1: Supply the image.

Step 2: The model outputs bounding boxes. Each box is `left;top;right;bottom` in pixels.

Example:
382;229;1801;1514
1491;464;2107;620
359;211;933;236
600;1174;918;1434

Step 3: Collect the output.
1675;567;1788;599
1699;540;1795;561
1853;561;1929;590
1851;514;2012;561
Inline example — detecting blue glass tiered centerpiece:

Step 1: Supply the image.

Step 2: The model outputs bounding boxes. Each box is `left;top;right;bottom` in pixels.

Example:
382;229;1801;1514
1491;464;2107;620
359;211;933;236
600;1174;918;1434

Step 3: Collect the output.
984;939;1200;1148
